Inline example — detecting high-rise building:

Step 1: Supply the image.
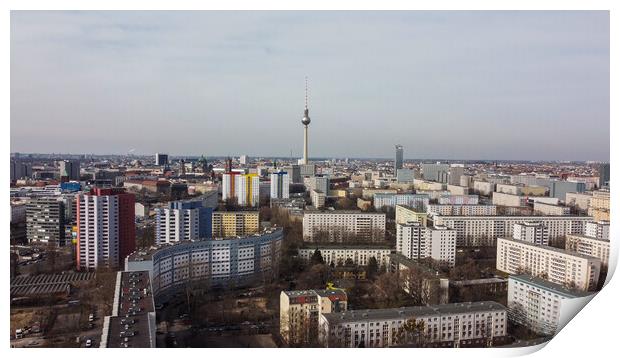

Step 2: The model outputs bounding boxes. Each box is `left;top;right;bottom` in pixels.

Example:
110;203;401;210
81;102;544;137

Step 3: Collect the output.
240;155;248;165
155;153;169;166
421;162;450;183
58;160;80;181
236;174;260;207
283;164;302;184
304;175;329;195
155;199;213;244
396;222;456;266
598;163;610;188
10;160;33;181
448;164;464;186
394;144;403;173
26;197;66;247
270;172;290;199
76;188;135;270
222;172;240;203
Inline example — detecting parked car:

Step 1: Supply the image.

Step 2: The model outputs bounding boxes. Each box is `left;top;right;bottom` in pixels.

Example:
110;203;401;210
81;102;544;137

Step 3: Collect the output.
85;339;92;347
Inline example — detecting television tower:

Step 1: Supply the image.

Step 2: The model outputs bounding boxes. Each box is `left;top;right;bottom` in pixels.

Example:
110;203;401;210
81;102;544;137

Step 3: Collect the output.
301;77;311;165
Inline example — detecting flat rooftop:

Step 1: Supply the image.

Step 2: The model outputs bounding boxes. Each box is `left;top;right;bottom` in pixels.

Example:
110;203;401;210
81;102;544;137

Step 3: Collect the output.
498;237;602;260
117;271;154;316
321;301;506;324
509;275;593;298
105;313;153;348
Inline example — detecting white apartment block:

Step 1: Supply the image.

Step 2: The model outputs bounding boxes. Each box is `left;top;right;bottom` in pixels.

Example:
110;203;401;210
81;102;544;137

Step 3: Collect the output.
512;222;549;245
298;247;391;267
319;301;507;348
432;215;592;246
155;207;199;245
373;193;430;211
473;181;495;196
427;204;497;216
438;195;479;205
496;184;522;195
77;194;120;270
496;238;601;291
533;202;571;216
492;192;526;207
446;185;468;196
311;190;326;209
507;275;590;336
585;221;609;241
221;172;238;202
270;172;290;199
566;234;610;266
302;211;386;242
396;222;456;266
565;192;592;212
305;176;329;194
235;174;260;207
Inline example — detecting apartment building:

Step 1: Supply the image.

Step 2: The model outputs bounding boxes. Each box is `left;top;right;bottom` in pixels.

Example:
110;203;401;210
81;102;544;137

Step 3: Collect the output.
431;215;591;246
298;246;391;267
319;301;507;348
395;205;428;226
427;204;497;216
495;184;522;195
585;221;609;240
373;193;429;211
512;222;549;245
492;192;526;207
438;194;479;205
496;238;601;291
507;275;591;337
565;192;592;212
155;200;213;244
533;202;571;216
211;211;259;238
76;188;136;270
302;211;386;243
280;289;348;346
473;181;495;196
26;197;66;247
588;190;610;221
565;234;610;266
270;172;290;199
311;190;326;209
396;222;456;266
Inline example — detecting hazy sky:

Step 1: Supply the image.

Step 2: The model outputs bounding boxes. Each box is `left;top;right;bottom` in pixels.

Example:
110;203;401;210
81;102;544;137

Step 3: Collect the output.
11;11;610;161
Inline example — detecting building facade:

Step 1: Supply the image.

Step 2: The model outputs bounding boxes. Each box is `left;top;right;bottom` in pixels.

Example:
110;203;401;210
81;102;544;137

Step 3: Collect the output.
496;238;601;291
270;172;290;199
302;211;386;243
26;197;66;247
298;246;391;267
319;301;508;348
396;222;456;266
512;222;549;245
155;200;213;244
76;188;136;270
211;211;259;238
373;193;430;211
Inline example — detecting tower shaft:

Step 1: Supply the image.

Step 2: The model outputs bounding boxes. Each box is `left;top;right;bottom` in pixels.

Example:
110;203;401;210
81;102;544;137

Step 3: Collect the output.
303;125;309;165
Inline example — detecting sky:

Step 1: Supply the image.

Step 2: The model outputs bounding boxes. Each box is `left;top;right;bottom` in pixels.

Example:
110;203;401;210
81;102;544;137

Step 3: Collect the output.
10;11;610;161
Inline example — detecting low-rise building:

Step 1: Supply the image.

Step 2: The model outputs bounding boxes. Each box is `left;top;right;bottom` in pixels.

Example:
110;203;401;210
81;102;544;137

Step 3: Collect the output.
280;289;347;346
533;202;571;216
319;301;508;348
298;246;391;267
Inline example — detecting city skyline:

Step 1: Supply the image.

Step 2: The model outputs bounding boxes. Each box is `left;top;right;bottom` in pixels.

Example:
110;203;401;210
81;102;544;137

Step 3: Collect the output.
11;11;610;161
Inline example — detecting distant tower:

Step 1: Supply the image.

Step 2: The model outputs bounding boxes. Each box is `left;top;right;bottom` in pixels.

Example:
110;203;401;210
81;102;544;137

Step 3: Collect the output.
301;77;311;165
395;145;403;173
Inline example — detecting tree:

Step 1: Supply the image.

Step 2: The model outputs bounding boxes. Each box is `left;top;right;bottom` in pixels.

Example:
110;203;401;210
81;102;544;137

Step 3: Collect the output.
366;257;379;279
395;318;427;347
310;249;324;265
